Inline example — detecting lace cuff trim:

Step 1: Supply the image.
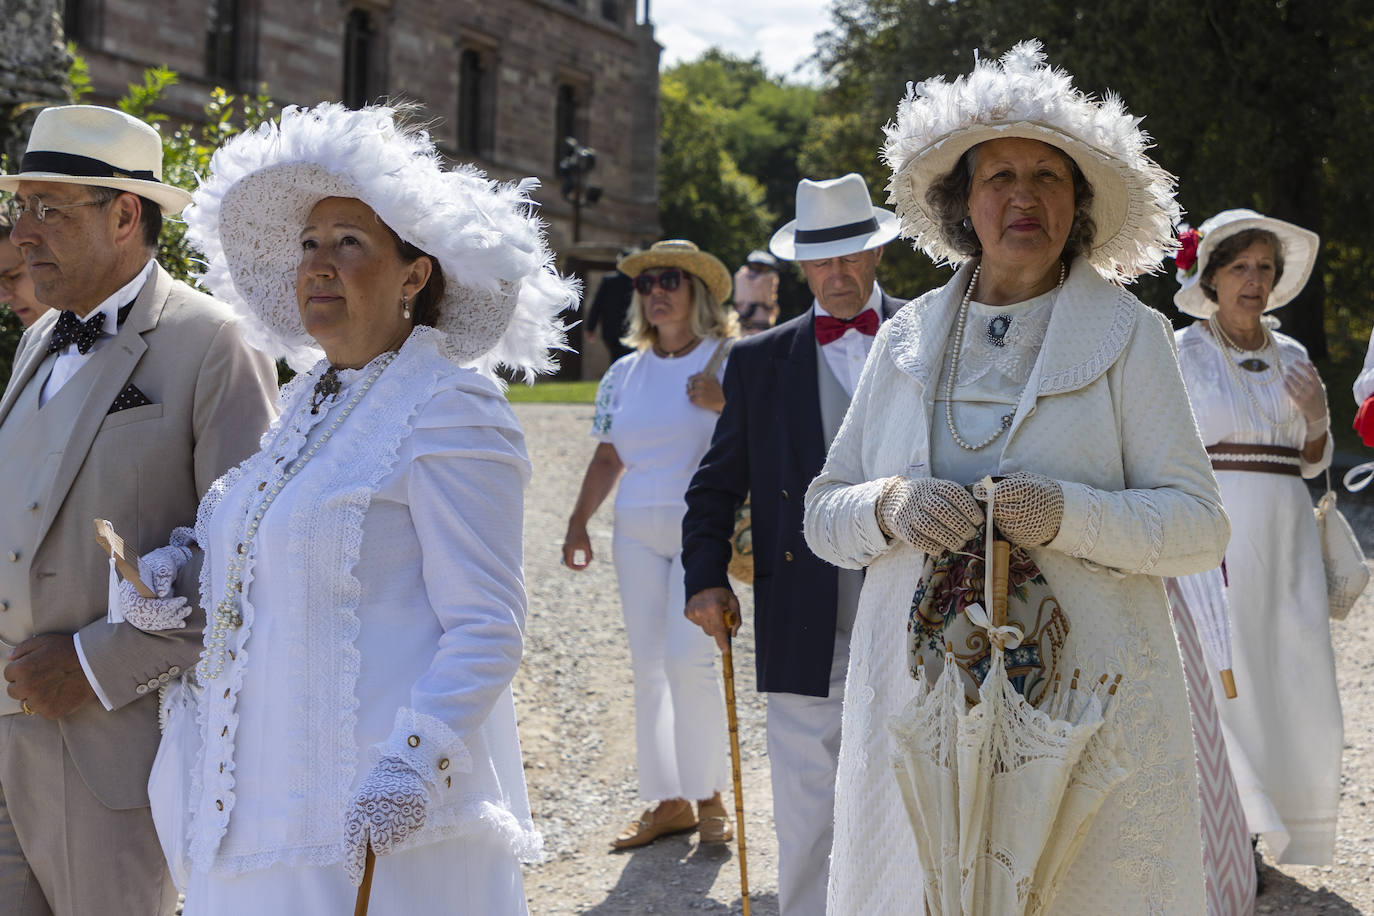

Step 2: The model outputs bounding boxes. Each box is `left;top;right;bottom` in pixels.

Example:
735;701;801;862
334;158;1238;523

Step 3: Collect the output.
1049;480;1103;559
375;707;474;788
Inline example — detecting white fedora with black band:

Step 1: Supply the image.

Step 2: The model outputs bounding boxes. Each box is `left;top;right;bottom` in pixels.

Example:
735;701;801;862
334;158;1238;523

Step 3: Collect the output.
0;105;192;215
769;173;900;261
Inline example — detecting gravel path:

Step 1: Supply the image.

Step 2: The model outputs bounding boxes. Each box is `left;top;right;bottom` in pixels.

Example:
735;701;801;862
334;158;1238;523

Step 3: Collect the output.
513;403;1374;915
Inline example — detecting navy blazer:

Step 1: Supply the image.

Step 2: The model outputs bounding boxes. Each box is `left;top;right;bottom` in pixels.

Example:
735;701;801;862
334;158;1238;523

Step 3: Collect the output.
682;292;905;696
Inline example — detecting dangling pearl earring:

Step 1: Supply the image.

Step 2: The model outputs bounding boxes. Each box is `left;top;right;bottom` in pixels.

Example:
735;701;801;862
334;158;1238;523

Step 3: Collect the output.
402;295;412;321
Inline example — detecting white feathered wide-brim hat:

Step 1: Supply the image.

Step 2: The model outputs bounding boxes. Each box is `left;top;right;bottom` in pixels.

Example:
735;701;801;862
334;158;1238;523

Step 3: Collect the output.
770;173;901;261
0;105;192;215
882;41;1180;282
1173;209;1319;319
184;103;575;378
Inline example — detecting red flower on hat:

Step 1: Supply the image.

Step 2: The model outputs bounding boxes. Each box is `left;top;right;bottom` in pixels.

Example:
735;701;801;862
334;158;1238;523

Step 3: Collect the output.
1175;227;1202;276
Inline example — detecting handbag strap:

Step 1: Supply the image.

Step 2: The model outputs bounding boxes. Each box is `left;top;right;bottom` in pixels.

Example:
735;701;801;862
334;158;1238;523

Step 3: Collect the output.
703;338;734;377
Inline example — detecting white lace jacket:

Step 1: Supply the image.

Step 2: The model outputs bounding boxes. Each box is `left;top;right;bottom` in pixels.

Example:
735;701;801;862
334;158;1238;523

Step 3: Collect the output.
805;259;1226;915
185;327;540;875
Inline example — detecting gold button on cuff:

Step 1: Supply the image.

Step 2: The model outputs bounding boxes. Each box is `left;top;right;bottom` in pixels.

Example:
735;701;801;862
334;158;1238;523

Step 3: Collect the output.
135;684;149;695
407;735;421;748
169;666;181;676
784;551;794;562
438;758;450;771
216;800;224;811
781;489;790;499
1;600;8;612
7;551;18;563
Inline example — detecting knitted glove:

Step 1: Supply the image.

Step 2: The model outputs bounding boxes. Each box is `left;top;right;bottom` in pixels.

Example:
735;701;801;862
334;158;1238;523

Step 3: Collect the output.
875;476;985;555
990;472;1065;548
119;529;196;631
1282;360;1329;440
343;757;430;886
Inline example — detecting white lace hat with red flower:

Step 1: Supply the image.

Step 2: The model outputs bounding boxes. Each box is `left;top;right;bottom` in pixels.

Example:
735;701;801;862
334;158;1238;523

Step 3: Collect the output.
1172;208;1319;319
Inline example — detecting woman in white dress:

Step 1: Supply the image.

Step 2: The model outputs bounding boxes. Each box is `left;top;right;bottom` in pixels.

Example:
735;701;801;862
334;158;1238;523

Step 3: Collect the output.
116;103;575;914
561;240;738;849
1170;209;1340;868
802;43;1236;914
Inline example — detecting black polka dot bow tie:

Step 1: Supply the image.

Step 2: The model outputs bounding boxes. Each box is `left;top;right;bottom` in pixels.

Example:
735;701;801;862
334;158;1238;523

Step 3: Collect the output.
47;302;134;355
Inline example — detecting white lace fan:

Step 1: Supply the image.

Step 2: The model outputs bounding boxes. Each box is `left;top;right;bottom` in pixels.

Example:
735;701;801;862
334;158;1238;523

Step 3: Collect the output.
889;478;1129;915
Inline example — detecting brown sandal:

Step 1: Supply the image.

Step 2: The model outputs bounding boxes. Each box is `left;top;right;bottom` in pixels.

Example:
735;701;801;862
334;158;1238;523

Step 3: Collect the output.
696;799;734;844
610;803;698;849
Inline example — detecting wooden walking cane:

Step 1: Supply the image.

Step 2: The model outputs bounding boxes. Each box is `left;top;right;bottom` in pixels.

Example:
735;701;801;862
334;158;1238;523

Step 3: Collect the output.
721;607;751;916
353;845;376;916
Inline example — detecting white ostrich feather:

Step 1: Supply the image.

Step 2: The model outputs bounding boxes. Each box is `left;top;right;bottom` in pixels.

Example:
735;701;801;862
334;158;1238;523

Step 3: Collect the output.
881;40;1181;282
185;103;576;380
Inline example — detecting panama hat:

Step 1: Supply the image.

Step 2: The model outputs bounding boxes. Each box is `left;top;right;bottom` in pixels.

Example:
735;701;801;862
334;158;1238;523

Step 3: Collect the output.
882;41;1180;282
184;103;575;378
618;240;732;303
1173;209;1319;319
0;105;192;215
769;173;900;261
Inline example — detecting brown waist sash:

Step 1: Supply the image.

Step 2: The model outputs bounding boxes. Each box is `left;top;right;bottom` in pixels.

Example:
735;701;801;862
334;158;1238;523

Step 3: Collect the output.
1206;442;1302;476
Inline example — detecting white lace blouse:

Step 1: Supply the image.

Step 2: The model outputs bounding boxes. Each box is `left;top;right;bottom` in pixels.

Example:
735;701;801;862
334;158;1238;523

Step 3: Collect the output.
186;327;540;876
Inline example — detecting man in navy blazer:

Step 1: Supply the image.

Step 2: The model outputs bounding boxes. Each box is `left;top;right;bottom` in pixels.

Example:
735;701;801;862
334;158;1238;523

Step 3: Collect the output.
683;174;907;915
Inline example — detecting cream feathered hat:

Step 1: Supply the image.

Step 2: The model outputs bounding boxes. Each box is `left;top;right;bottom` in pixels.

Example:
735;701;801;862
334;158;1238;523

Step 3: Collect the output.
184;103;575;377
882;41;1180;282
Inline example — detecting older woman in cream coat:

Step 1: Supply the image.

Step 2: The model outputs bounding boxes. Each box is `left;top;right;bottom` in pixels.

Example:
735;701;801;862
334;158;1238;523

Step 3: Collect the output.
804;45;1232;914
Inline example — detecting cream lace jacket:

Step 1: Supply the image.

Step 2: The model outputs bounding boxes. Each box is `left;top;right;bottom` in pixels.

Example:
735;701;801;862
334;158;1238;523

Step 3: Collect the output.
805;258;1226;915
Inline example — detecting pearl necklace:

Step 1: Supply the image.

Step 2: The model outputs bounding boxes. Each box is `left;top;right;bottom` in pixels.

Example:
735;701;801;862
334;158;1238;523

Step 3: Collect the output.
197;351;398;680
1206;317;1285;429
945;261;1066;451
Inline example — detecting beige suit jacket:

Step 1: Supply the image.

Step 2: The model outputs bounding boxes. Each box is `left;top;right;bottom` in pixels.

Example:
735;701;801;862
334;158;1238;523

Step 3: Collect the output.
0;262;278;809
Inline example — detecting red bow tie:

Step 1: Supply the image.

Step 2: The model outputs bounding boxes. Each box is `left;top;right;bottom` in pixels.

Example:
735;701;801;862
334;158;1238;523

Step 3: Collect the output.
815;309;879;345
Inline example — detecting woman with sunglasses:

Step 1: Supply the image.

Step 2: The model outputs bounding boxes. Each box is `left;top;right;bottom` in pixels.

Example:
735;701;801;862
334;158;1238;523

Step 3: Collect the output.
562;239;740;849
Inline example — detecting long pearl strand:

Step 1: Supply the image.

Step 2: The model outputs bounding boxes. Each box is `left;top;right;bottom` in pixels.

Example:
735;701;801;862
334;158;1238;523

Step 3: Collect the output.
945;260;1066;451
197;351;398;680
1207;316;1285;430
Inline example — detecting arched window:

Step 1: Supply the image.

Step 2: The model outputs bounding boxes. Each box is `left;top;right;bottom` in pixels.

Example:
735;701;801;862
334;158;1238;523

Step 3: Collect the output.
343;8;377;108
205;0;240;83
554;83;578;168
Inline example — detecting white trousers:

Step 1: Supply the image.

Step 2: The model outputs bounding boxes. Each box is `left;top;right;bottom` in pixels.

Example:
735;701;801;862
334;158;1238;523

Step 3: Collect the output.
612;504;729;801
766;628;848;916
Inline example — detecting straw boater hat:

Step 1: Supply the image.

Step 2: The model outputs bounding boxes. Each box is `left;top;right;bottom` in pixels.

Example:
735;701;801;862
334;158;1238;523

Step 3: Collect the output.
618;240;732;303
1172;208;1319;319
0;105;193;215
769;173;900;261
183;103;575;378
882;40;1180;282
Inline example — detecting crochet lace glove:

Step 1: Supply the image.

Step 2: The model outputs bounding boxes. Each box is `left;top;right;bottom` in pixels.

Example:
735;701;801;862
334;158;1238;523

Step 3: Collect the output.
343;757;431;886
119;529;196;631
875;475;985;555
990;472;1064;548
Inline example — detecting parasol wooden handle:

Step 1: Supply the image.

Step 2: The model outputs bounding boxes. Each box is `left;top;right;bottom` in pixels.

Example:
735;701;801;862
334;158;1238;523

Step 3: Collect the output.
720;607;750;916
990;539;1011;628
1219;668;1237;699
353;845;376;916
93;518;155;598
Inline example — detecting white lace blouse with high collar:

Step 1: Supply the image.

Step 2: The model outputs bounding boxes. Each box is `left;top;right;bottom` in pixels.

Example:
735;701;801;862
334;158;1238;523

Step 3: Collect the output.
186;326;540;876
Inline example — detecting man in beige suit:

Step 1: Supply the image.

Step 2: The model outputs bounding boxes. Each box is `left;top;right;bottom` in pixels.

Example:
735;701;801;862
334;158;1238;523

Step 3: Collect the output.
0;106;277;914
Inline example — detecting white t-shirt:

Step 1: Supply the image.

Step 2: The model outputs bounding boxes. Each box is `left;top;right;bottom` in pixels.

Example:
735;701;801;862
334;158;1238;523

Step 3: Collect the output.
591;339;729;510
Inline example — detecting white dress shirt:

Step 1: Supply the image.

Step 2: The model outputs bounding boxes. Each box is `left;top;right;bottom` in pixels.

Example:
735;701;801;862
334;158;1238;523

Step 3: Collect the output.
41;259;156;406
813;283;885;396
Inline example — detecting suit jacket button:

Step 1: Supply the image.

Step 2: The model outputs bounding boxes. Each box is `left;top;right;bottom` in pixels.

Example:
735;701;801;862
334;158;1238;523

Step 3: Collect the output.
135;684;149;695
780;489;789;500
784;551;794;562
158;672;171;683
146;678;160;689
169;666;180;676
6;551;18;562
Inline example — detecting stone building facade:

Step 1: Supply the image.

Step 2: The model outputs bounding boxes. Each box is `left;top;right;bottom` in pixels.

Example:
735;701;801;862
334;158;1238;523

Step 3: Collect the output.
62;0;662;375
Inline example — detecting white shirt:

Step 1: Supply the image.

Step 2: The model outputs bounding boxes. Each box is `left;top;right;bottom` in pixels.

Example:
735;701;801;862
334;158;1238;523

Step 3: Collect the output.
813;283;885;396
40;259;156;406
591;340;729;510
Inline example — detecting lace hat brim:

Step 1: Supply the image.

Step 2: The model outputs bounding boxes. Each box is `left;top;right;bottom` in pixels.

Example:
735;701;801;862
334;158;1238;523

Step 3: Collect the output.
1173;211;1319;319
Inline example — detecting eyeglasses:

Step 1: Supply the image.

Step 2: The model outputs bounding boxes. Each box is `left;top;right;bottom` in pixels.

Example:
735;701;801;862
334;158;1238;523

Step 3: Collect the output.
4;195;108;224
634;268;684;296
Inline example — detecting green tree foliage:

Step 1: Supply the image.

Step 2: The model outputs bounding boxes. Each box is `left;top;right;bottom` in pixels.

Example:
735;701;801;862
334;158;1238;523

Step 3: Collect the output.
658;52;819;295
809;0;1374;445
1;59;274;383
